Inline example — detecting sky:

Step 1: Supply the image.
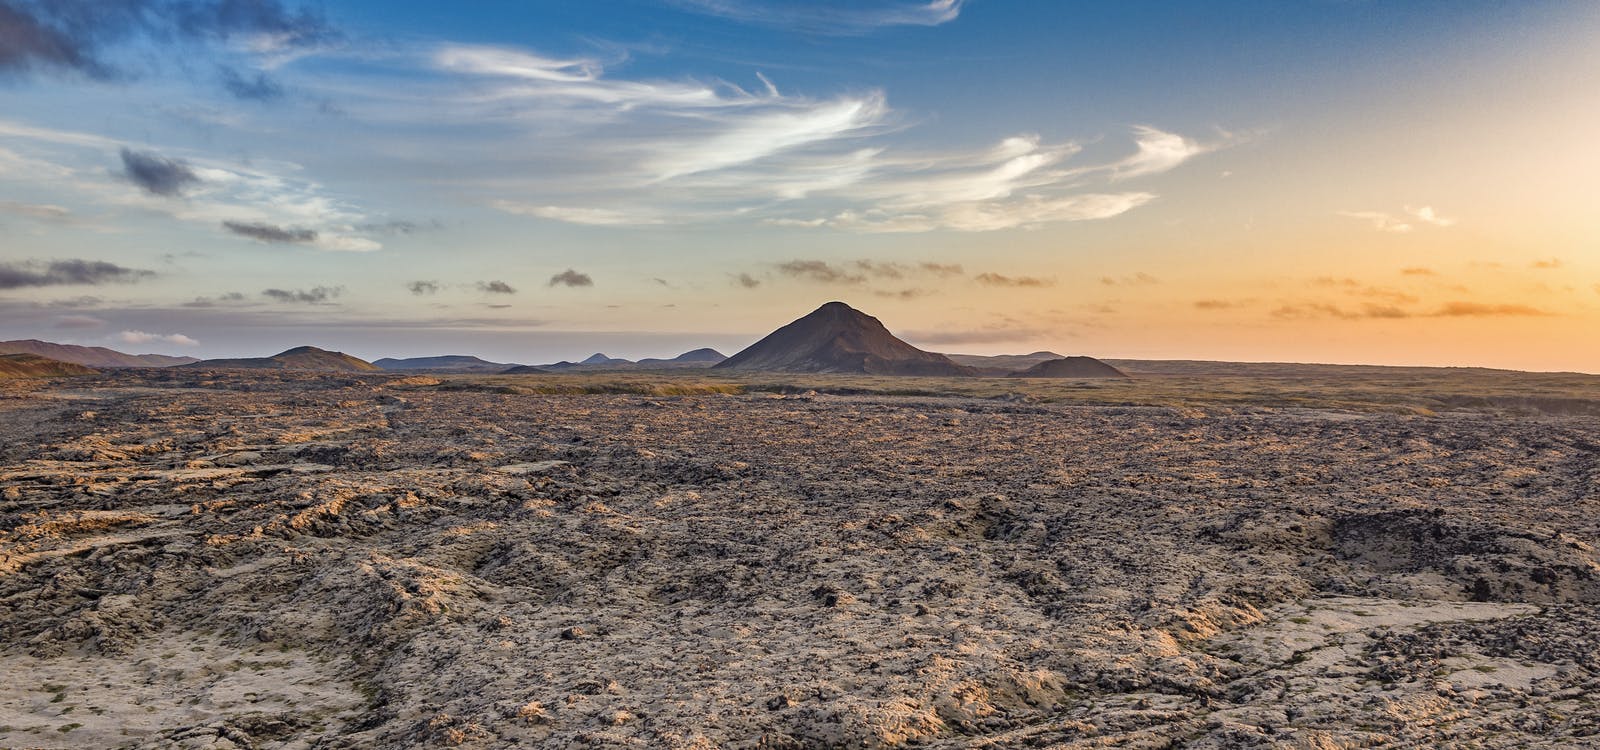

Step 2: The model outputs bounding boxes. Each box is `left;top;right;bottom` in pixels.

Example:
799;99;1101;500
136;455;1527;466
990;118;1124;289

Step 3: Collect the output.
1;0;1597;370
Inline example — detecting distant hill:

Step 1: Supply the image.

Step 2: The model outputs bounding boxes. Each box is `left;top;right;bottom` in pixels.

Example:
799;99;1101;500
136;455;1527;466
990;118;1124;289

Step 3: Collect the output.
715;301;974;376
635;348;728;369
539;348;727;371
0;353;98;379
946;351;1066;373
188;346;380;372
581;353;630;365
0;339;198;368
373;355;517;372
1009;356;1129;379
499;364;552;374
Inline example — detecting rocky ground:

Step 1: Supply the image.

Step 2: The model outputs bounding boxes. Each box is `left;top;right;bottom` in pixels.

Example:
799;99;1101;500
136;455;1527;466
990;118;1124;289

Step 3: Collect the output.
1;369;1598;748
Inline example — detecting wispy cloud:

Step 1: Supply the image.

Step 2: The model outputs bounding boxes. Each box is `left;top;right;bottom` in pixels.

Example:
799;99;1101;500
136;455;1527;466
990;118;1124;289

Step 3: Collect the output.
54;314;105;329
1401;267;1436;276
117;330;198;347
666;0;962;34
477;280;517;294
0;259;153;289
1272;300;1547;320
1340;205;1455;233
435;42;1214;234
1111;126;1214;180
1101;272;1159;286
974;272;1053;288
1530;258;1562;270
732;273;761;289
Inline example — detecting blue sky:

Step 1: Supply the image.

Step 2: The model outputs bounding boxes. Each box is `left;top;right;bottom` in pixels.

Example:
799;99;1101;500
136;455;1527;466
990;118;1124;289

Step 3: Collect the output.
2;1;1597;368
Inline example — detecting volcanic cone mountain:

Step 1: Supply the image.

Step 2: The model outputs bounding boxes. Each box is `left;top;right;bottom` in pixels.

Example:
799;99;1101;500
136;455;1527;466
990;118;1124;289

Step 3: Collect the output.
715;301;975;376
1009;356;1129;378
187;346;379;372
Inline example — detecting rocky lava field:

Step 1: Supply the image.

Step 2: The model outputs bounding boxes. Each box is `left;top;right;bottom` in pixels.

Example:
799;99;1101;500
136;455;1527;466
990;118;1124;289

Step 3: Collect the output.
2;370;1599;748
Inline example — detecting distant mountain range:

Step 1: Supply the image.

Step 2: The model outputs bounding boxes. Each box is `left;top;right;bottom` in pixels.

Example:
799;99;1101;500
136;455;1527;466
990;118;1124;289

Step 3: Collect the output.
372;355;516;372
0;339;199;368
714;301;974;376
0;353;98;379
7;306;1139;378
187;346;380;372
538;348;728;372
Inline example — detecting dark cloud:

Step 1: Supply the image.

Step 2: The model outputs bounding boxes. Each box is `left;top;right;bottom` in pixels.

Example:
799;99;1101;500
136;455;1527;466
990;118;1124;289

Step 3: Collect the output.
775;260;865;285
974;272;1053;288
222;220;317;244
181;291;245;307
120;147;200;196
548;269;593;288
219;65;282;100
732;273;761;289
477;280;516;294
0;258;154;288
261;286;341;304
0;0;336;79
407;280;440;295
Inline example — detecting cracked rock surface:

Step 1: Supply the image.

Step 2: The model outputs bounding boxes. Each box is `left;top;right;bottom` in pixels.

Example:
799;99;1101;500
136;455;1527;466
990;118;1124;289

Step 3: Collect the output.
2;370;1598;748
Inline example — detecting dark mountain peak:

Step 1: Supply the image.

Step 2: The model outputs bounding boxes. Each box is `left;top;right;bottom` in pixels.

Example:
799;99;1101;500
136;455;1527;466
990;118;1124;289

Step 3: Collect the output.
715;302;974;376
581;353;628;365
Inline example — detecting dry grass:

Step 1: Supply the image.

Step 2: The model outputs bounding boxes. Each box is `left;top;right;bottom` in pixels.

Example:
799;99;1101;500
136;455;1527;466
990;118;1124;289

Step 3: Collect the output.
418;368;1600;415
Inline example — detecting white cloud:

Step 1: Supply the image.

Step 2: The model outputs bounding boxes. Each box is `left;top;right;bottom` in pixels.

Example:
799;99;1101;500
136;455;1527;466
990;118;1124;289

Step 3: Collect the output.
647;95;888;180
116;330;199;347
667;0;962;33
1406;205;1456;227
492;202;667;226
1340;205;1455;233
1112;126;1213;180
817;192;1154;233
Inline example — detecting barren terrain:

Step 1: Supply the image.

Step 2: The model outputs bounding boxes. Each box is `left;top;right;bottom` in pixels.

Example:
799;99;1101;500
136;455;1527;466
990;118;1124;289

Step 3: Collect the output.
2;368;1599;748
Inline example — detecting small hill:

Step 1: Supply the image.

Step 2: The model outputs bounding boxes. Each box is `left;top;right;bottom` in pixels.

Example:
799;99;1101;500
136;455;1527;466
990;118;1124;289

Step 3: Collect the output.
946;351;1066;372
581;353;630;366
0;339;198;368
499;365;552;374
635;348;728;369
189;346;380;372
715;302;975;376
374;355;516;372
1008;356;1129;379
0;353;98;379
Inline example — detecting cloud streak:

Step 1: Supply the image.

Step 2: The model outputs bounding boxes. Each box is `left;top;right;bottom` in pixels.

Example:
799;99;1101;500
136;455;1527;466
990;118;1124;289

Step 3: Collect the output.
667;0;962;33
0;259;153;289
261;286;342;304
